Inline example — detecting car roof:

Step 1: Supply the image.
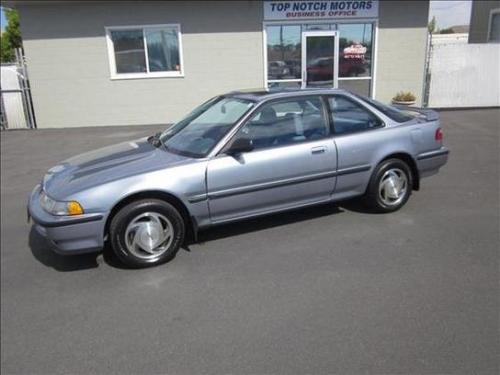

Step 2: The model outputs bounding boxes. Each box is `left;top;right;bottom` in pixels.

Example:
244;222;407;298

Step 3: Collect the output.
226;87;350;102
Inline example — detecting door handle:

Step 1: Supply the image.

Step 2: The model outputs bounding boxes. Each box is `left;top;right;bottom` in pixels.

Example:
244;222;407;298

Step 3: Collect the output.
311;146;326;155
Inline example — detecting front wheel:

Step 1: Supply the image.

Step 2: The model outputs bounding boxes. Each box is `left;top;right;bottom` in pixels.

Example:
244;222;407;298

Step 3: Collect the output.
109;199;185;268
364;159;413;213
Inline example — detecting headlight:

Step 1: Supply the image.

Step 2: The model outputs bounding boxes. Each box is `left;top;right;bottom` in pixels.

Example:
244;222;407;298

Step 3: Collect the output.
39;190;84;216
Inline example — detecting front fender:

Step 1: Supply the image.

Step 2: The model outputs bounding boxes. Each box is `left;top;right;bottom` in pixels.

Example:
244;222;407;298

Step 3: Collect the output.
70;160;210;232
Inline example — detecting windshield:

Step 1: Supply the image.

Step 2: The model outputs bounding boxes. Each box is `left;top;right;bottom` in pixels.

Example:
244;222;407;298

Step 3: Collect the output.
355;95;414;123
159;96;254;157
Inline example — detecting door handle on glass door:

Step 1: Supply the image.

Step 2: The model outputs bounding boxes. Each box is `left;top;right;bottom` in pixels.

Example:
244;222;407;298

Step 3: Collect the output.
311;146;326;154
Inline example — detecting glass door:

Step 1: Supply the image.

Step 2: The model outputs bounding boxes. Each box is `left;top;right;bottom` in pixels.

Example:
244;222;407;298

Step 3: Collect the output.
301;31;339;89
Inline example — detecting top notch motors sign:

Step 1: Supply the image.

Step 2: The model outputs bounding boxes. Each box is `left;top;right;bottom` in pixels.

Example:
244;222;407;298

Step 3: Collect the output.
264;0;379;20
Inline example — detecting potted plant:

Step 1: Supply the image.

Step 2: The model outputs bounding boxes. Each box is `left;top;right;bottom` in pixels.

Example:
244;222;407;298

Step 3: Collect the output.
392;91;416;106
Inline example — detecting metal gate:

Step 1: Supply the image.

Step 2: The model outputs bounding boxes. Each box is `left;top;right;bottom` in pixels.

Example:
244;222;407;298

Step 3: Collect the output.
0;49;37;129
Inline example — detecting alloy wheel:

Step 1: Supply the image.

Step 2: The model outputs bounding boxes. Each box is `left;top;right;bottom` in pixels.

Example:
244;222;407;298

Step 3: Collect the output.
124;212;174;260
378;168;408;206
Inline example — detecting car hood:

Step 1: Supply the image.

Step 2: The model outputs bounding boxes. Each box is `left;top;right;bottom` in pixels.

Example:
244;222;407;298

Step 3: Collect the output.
42;138;193;199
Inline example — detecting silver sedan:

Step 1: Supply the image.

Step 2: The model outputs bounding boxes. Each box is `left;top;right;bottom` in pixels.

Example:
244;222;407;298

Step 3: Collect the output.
28;89;449;268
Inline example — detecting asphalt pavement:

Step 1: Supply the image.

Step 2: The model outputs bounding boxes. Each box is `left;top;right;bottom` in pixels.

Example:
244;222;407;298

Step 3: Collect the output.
1;109;499;374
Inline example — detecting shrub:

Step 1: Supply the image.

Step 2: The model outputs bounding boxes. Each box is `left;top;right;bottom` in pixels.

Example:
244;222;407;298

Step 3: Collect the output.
392;91;416;102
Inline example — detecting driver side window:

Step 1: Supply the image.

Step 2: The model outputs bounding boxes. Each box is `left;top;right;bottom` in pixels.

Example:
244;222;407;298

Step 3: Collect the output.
234;97;329;150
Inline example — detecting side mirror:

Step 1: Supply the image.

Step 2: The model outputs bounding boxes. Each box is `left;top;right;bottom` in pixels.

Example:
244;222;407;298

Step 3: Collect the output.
227;137;254;155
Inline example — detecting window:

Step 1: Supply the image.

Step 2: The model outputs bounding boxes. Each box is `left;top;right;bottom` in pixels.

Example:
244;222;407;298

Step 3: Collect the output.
106;24;183;79
355;95;414;123
268;81;302;89
488;9;500;43
265;22;375;96
234;97;328;150
159;97;254;158
306;24;331;31
266;25;302;83
338;23;373;78
328;96;383;134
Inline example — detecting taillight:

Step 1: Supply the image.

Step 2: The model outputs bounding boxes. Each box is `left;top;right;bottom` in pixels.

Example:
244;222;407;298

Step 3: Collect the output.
435;128;443;141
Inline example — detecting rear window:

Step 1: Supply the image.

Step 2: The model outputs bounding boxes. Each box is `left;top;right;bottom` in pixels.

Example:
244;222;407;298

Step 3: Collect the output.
355;95;414;123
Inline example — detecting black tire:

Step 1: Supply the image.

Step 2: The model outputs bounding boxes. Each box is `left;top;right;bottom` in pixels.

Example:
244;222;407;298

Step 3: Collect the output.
364;158;413;213
109;199;185;268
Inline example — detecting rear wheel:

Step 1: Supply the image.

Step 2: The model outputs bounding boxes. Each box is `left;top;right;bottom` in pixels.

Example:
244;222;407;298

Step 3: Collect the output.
109;199;185;268
364;159;413;213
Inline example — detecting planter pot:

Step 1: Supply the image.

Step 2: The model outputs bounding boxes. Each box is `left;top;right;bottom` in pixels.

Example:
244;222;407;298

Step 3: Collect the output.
392;100;416;106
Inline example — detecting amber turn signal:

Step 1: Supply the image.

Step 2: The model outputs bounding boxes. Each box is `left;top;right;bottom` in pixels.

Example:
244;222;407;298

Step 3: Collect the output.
67;201;84;215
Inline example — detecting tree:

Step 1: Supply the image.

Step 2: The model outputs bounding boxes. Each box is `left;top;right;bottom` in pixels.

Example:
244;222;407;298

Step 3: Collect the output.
1;8;22;62
0;30;13;62
428;16;437;34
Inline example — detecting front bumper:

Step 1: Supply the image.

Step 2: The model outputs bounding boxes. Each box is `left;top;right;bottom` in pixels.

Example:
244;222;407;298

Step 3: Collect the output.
27;185;105;255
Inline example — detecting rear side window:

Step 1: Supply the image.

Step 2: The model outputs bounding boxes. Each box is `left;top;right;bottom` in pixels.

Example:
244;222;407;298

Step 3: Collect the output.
328;96;383;135
356;95;414;123
234;96;329;150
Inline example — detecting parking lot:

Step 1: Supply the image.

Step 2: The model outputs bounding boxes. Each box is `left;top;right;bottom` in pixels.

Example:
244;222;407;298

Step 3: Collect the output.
1;109;498;374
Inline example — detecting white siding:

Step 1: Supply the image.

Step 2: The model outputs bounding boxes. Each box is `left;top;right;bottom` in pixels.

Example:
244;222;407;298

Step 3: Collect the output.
1;65;28;129
428;44;500;108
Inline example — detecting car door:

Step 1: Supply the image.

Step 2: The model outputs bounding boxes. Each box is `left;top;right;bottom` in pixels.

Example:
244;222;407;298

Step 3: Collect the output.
326;94;386;200
206;96;337;224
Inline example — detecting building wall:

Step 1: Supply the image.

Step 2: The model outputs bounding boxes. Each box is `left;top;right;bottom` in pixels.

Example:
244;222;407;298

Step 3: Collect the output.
375;0;429;106
469;0;498;43
19;1;429;128
19;1;264;128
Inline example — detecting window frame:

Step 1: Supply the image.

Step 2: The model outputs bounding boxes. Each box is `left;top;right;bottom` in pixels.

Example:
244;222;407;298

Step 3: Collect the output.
105;23;184;80
487;8;500;43
220;95;332;154
325;94;385;136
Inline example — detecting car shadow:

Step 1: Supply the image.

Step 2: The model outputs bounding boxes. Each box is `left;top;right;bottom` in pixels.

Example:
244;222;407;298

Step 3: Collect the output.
192;202;345;245
29;200;373;271
337;198;380;214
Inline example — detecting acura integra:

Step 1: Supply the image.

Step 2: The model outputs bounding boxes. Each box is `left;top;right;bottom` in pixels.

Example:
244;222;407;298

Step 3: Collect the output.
28;89;448;267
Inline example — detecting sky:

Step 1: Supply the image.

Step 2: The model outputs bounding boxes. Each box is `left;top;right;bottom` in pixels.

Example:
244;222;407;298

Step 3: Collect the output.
1;7;7;31
1;1;473;32
428;0;472;29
